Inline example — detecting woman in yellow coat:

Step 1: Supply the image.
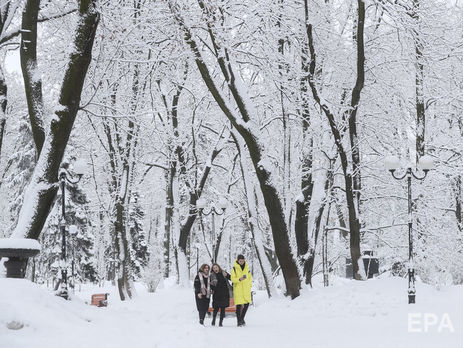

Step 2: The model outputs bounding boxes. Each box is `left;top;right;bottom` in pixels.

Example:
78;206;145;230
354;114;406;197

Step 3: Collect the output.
230;254;252;327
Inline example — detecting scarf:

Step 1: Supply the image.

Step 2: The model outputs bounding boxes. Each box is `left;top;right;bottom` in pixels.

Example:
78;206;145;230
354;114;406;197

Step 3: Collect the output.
210;271;218;287
198;271;211;298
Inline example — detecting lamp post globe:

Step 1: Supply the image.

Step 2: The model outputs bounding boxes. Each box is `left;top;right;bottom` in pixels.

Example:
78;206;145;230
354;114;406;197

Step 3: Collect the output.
73;159;88;177
384;155;400;172
418;155;434;172
217;197;228;211
196;197;207;210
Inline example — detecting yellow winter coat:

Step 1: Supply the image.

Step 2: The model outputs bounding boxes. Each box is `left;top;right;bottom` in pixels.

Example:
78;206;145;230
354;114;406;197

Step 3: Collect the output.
230;260;252;305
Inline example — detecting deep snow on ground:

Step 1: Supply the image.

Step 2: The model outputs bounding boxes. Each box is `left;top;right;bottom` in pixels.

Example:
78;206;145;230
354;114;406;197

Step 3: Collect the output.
0;276;462;348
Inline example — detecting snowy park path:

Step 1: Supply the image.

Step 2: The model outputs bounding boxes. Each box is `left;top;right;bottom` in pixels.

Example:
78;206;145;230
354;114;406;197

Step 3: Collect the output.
1;277;462;348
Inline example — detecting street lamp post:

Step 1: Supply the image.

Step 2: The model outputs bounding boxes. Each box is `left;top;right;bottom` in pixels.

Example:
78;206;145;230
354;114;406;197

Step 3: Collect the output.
385;155;434;304
196;196;228;263
56;159;87;300
69;224;78;292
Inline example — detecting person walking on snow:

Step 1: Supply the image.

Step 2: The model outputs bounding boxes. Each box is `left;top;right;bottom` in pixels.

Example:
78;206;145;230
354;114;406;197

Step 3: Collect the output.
210;263;231;327
194;264;211;325
230;254;252;327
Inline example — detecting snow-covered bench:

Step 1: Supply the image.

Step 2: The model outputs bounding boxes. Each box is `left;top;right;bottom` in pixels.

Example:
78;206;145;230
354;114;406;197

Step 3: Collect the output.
0;238;41;278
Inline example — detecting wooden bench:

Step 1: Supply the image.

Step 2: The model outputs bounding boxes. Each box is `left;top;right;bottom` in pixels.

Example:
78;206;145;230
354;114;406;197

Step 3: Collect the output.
208;298;236;313
91;293;108;307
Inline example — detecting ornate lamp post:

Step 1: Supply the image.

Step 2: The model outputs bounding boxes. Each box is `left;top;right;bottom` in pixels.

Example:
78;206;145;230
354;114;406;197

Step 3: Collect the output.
56;159;87;299
196;196;228;263
69;224;78;292
385;155;434;304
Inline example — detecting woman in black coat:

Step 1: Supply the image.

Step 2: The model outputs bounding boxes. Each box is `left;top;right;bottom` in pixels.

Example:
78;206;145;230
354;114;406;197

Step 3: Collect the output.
210;263;231;327
194;264;211;325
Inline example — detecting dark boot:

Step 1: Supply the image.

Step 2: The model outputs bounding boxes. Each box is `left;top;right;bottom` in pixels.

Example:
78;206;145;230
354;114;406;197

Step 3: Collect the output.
236;305;242;327
199;310;206;325
240;303;249;326
219;307;225;327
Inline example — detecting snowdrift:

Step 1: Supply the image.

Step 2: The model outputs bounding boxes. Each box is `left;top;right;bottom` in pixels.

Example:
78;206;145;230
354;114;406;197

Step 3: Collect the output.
0;276;462;348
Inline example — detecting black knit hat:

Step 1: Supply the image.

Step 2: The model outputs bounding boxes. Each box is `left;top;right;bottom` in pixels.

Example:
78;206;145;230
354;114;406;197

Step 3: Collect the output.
237;254;245;260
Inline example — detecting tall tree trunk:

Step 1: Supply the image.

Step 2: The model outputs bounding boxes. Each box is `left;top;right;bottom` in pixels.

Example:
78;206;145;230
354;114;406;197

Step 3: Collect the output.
114;56;142;299
114;187;133;301
164;161;175;278
349;0;365;226
177;146;222;259
157;72;188;283
348;0;365;279
276;1;291;225
112;115;139;299
452;176;462;233
169;1;301;298
233;131;275;297
20;0;45;157
103;110;138;300
175;127;226;286
304;0;365;279
295;37;314;283
305;160;334;285
11;0;99;240
412;0;425;162
212;154;238;263
0;66;6;160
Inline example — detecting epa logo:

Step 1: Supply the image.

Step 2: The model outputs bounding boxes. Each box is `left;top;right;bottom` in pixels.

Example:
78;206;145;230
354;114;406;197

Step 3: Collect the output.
408;313;455;333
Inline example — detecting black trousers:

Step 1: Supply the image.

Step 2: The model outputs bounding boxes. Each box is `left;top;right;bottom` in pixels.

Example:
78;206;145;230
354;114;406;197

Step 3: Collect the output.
198;308;208;321
212;307;226;322
236;303;249;323
196;296;210;321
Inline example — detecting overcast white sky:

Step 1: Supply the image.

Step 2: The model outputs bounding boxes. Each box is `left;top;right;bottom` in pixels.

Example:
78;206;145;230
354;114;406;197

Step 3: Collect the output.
5;49;21;75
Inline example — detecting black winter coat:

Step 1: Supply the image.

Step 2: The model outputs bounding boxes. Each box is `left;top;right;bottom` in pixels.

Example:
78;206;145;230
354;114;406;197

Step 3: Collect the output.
194;272;210;312
210;271;231;308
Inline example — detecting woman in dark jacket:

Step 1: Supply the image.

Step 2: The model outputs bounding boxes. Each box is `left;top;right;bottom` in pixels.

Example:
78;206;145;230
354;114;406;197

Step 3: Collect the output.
194;264;211;325
210;263;231;327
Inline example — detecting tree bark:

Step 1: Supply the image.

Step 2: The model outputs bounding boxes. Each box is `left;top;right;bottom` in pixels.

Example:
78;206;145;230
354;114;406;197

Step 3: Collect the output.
233;131;275;297
276;2;291;224
213;154;238;263
21;0;45;157
157;73;186;281
412;0;425;161
113;58;142;299
452;176;462;233
11;0;99;240
0;67;6;160
295;35;314;283
164;166;174;278
114;192;133;300
169;1;301;297
304;0;365;279
105;107;139;300
177;147;222;253
349;0;365;219
305;161;334;285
